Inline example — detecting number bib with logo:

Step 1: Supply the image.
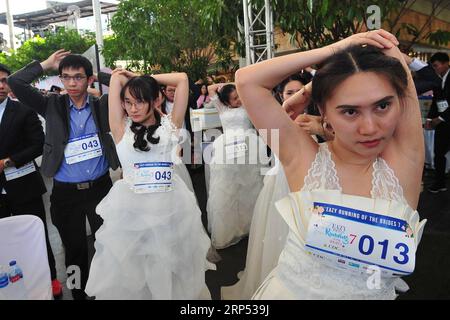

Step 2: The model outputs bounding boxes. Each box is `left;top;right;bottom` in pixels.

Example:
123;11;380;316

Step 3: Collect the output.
437;100;449;113
133;162;174;193
64;133;103;165
225;138;247;160
4;162;36;181
305;202;416;277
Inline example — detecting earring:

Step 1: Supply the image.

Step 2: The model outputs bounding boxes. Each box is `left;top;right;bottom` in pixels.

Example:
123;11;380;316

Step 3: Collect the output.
321;117;328;129
322;118;334;133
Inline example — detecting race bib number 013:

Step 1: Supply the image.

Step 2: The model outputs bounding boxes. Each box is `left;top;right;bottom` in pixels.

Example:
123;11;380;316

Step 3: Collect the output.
4;162;36;181
305;202;416;277
64;133;103;165
133;162;173;193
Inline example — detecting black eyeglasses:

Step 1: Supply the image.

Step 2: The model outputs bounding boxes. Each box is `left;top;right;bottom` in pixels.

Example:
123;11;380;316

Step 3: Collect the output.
59;75;87;82
123;100;147;110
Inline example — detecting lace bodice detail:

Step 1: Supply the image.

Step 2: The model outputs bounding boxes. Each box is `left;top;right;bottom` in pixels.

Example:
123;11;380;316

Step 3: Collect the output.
302;143;342;191
271;143;423;299
209;95;253;131
302;143;405;203
371;157;405;203
116;115;180;186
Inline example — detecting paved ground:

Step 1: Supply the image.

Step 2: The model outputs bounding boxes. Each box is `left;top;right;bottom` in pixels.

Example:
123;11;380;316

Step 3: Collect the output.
45;165;450;300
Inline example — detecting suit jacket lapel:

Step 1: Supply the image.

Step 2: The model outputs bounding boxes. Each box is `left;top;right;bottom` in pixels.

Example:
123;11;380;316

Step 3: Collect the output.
0;100;16;149
62;95;71;138
89;95;102;133
445;74;450;93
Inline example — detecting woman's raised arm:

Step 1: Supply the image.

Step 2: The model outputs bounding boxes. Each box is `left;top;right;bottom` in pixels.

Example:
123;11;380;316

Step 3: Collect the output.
236;29;398;189
152;73;189;129
108;69;132;143
383;46;424;165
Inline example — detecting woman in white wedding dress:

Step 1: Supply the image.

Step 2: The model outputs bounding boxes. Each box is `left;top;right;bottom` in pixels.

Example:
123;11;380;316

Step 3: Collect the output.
85;70;213;300
222;73;336;299
236;29;427;299
205;83;266;249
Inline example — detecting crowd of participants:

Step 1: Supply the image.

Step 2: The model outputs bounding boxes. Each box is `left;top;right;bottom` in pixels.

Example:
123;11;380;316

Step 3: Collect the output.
0;28;449;300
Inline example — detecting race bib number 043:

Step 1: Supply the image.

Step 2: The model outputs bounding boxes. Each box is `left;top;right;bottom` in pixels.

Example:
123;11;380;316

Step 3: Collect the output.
133;162;174;193
305;202;416;277
64;133;103;165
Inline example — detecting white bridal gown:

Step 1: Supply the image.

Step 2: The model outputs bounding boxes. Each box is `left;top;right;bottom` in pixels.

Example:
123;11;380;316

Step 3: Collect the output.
85;115;214;299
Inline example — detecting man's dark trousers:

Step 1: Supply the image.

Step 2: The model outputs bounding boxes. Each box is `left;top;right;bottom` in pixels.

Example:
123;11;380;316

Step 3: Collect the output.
50;174;112;300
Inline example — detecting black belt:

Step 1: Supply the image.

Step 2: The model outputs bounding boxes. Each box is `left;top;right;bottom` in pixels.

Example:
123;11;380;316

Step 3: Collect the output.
53;172;110;190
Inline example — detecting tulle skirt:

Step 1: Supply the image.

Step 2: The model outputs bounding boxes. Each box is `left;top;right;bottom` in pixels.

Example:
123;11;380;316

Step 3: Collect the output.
206;132;265;249
85;174;214;300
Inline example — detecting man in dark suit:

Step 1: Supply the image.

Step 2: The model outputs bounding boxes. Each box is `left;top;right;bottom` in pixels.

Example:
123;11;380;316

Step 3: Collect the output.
425;52;450;193
405;55;442;96
404;52;450;193
8;50;120;300
0;63;62;297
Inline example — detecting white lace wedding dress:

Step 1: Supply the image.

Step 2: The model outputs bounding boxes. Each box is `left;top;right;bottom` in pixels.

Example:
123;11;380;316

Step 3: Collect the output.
252;143;427;299
206;96;265;249
85;116;214;300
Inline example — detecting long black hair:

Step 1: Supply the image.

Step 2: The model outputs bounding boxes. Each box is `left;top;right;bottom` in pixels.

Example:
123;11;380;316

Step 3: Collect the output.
312;45;408;112
120;75;161;152
278;73;310;96
275;73;313;107
217;84;237;106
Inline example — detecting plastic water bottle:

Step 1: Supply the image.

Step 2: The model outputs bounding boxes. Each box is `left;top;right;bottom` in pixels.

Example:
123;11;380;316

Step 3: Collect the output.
8;261;23;282
6;261;27;300
0;265;10;300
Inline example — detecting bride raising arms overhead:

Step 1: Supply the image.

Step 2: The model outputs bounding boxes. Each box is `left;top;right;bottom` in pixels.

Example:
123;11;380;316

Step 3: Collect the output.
85;69;213;300
236;29;423;208
235;29;426;299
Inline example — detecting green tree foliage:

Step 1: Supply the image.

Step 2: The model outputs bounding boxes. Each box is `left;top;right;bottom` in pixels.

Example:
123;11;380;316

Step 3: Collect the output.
0;28;95;73
200;0;449;53
272;0;389;49
103;0;234;80
196;0;244;55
